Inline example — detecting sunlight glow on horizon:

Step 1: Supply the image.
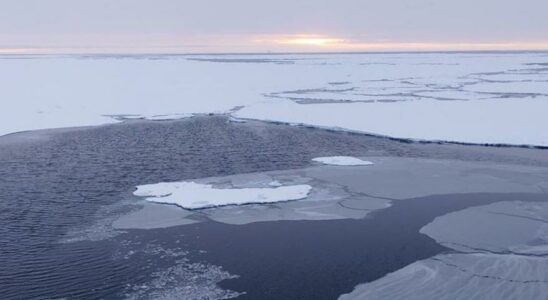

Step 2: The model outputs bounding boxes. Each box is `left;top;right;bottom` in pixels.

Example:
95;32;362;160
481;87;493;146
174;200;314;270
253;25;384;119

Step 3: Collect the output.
2;34;548;55
273;35;347;47
259;34;548;52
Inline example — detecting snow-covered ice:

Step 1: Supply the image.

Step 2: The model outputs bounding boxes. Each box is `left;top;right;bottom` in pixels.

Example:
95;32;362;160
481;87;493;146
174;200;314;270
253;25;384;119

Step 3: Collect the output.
312;156;374;166
235;98;548;146
134;181;312;210
1;52;548;146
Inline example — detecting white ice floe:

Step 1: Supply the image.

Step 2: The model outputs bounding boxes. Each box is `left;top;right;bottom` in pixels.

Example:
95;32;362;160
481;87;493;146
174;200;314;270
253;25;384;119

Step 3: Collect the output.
312;156;374;166
133;181;312;210
339;253;548;300
2;52;548;146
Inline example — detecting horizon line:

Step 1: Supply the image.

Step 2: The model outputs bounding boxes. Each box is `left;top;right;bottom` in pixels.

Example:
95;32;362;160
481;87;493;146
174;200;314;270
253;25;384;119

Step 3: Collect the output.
2;49;548;56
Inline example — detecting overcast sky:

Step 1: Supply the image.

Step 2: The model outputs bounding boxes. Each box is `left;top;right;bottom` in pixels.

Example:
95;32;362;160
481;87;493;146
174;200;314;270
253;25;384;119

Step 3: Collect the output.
1;0;547;53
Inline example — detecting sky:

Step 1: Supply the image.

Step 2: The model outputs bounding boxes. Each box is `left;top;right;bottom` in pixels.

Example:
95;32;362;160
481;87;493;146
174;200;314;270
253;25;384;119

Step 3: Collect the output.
1;0;548;54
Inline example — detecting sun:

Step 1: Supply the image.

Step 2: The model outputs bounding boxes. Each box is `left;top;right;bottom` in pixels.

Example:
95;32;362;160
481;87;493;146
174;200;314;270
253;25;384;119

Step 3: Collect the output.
269;35;346;47
282;37;345;47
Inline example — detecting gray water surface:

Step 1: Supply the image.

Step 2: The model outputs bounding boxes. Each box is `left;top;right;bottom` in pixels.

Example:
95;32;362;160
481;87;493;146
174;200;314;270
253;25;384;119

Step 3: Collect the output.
1;116;547;299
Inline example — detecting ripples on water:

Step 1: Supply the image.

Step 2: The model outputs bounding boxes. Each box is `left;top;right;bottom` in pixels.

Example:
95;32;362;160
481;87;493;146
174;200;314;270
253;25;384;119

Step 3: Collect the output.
1;116;547;299
0;117;394;299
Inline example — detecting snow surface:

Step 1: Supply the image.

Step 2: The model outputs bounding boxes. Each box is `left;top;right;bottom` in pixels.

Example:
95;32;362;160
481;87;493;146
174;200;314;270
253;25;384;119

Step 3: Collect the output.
312;156;374;166
1;53;548;146
133;181;311;210
235;99;548;146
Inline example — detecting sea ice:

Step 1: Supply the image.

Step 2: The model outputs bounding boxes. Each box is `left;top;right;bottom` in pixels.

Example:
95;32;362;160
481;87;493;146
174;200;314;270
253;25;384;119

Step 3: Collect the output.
312;156;374;166
340;197;548;300
128;167;391;225
420;201;548;254
339;253;548;300
122;244;241;300
112;202;199;229
306;157;548;199
2;52;548;147
133;181;312;210
235;98;548;147
125;157;547;226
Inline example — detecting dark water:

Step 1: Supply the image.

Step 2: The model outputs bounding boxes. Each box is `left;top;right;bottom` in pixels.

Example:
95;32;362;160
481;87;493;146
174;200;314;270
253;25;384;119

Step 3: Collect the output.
146;193;548;300
0;116;546;299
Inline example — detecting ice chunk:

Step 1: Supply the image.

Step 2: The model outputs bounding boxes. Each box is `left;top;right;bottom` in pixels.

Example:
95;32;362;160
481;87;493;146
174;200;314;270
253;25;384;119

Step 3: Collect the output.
134;181;311;210
312;156;374;166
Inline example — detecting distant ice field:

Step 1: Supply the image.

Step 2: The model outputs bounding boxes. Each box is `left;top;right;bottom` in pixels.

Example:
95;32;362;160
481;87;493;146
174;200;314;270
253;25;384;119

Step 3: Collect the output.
1;52;547;146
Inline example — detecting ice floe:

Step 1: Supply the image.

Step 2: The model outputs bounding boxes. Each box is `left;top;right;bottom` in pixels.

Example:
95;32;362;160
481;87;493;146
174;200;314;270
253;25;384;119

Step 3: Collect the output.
112;202;199;229
339;253;548;300
134;181;312;210
306;157;548;200
312;156;374;166
421;201;548;255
